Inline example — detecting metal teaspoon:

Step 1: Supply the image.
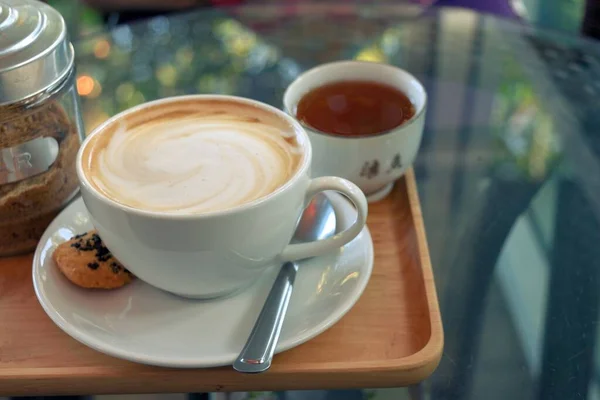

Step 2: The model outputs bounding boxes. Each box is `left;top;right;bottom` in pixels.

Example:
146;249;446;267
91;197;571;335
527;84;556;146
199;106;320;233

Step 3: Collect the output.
233;193;336;373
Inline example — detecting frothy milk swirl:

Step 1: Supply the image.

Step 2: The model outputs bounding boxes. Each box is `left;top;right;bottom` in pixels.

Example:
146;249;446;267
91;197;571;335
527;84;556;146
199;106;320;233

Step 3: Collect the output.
84;102;303;214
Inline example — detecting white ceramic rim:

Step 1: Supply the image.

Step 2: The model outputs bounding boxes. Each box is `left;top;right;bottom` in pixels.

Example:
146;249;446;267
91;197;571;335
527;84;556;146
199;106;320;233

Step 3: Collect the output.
283;60;428;139
76;94;312;220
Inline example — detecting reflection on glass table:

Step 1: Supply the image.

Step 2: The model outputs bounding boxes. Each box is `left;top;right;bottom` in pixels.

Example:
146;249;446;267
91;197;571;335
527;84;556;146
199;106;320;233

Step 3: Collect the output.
69;4;600;400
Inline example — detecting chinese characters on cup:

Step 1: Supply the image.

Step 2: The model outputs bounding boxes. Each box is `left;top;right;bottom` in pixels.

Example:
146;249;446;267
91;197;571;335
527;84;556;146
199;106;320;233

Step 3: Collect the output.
360;153;403;179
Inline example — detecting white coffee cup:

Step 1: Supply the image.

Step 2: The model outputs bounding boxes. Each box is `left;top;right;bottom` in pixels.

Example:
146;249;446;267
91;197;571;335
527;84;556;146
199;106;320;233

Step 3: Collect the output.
76;95;368;299
284;61;427;201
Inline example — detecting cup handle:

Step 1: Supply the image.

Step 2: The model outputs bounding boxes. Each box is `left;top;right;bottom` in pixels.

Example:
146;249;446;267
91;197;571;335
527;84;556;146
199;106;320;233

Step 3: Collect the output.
279;176;368;261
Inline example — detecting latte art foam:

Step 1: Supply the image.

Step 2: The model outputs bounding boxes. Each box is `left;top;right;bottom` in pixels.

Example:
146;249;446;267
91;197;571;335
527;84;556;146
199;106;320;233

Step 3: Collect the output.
83;100;304;214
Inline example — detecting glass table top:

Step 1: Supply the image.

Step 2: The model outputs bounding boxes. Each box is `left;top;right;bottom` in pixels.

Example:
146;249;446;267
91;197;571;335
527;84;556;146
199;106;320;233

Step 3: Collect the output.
72;4;600;399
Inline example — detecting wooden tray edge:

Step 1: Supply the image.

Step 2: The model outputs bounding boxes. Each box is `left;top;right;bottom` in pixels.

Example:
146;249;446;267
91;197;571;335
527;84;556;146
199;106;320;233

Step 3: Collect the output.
401;168;444;375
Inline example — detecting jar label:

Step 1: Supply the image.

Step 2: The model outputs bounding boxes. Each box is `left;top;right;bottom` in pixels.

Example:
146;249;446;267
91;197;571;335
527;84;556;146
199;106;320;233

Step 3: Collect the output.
0;136;59;185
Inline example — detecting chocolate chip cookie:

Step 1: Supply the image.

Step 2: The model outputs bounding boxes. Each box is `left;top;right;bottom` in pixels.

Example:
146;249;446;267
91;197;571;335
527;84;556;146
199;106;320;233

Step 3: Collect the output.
53;230;134;289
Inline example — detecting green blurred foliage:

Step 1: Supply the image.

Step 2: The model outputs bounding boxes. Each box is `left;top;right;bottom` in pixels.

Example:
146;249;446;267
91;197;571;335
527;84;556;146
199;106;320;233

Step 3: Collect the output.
47;0;105;37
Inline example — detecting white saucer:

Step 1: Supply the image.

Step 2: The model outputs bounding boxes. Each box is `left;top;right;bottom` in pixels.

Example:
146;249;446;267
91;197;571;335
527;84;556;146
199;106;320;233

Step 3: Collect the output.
32;193;373;368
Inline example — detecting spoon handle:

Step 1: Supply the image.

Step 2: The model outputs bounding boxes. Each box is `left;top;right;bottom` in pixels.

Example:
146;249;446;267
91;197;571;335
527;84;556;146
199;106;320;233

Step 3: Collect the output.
233;261;298;373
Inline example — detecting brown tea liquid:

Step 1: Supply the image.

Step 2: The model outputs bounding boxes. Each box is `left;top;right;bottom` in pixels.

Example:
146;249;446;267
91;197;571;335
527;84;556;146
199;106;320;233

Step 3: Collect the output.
296;80;416;137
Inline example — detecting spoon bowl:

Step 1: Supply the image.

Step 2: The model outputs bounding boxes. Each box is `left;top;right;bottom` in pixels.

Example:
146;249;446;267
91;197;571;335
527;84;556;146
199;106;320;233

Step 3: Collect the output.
293;193;336;243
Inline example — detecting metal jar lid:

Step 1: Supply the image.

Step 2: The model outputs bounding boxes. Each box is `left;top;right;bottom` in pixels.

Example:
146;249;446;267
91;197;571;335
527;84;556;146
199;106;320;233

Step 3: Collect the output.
0;0;74;106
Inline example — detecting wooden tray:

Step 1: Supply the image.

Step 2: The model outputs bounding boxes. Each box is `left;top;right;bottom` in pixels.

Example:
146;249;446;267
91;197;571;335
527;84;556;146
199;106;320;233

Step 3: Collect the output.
0;169;443;395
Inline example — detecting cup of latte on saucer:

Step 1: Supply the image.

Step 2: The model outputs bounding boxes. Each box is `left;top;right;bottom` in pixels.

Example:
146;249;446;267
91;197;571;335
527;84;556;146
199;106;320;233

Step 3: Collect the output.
76;95;368;299
284;60;427;202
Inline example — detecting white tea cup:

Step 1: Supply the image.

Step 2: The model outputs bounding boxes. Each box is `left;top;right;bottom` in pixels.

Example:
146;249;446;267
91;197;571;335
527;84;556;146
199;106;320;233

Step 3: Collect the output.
284;61;427;201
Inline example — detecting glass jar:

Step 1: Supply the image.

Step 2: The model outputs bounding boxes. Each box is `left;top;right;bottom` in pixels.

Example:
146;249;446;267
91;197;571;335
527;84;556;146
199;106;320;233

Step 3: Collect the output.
0;0;84;256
